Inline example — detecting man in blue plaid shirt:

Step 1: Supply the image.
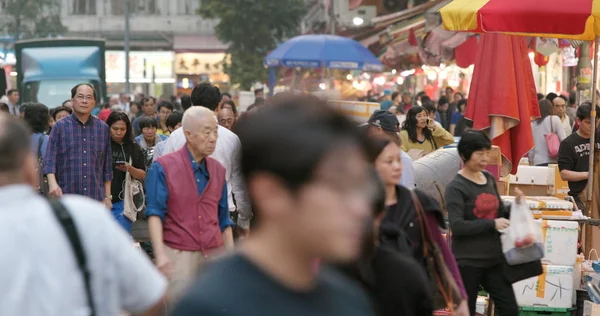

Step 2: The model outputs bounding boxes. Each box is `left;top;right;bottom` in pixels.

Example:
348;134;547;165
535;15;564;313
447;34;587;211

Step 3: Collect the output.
43;84;113;209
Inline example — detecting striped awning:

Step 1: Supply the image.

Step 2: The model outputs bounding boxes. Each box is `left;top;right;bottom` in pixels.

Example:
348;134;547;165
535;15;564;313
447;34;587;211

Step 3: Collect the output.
440;0;600;40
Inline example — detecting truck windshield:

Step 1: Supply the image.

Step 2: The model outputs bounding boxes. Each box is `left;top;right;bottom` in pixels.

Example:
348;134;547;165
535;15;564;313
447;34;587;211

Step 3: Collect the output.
23;79;98;109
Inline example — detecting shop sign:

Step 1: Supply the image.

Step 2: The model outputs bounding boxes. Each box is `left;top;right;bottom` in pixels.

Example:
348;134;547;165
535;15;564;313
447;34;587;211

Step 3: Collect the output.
175;53;226;75
106;51;174;81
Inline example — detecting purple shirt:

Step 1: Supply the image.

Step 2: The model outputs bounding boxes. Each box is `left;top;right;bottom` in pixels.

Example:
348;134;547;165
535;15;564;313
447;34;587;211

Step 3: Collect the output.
43;114;112;201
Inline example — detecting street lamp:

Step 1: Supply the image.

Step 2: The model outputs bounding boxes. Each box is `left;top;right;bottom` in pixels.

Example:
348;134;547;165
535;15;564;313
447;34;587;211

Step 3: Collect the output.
352;17;364;26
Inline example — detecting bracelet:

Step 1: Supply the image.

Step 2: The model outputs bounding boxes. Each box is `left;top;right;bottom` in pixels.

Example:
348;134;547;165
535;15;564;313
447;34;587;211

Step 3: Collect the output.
105;195;112;200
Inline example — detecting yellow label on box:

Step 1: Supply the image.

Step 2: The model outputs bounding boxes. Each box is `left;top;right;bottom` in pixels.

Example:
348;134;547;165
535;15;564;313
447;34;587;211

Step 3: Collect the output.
536;265;547;298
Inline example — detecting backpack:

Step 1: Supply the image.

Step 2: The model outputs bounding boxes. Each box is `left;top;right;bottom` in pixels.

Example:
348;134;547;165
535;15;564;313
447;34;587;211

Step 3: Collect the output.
36;135;49;196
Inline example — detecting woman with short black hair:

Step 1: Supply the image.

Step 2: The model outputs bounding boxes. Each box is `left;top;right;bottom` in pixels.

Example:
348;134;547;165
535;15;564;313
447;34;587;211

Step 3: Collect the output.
23;102;50;158
445;130;522;316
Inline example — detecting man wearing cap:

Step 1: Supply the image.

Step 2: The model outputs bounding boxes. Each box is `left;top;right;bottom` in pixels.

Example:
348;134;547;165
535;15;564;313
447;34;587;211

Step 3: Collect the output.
365;110;415;188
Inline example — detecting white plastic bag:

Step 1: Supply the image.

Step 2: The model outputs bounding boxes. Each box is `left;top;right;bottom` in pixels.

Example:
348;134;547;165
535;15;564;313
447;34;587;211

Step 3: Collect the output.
501;199;545;265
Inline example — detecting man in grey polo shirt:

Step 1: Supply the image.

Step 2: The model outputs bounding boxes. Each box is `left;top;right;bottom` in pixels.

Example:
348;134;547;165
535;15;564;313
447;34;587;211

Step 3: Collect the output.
0;114;167;315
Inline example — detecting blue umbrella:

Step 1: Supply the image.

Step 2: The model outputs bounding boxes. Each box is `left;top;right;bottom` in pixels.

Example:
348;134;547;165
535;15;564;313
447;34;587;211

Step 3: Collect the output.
265;34;383;72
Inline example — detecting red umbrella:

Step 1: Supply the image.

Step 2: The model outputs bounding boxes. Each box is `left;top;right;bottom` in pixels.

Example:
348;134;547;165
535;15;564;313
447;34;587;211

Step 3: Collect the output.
465;33;541;175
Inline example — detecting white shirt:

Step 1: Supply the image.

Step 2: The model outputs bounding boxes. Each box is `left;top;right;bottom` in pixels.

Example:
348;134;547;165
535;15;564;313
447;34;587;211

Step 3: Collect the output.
399;150;415;188
559;115;573;137
529;115;567;166
0;185;167;316
161;124;252;229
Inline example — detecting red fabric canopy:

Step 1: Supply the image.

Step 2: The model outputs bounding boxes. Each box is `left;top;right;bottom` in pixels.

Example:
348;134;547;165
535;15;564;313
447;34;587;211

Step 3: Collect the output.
465;33;540;175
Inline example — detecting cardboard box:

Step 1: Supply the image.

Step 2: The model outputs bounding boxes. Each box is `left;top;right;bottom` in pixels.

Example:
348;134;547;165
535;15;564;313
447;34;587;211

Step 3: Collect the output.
584;300;600;316
537;220;579;266
513;265;574;308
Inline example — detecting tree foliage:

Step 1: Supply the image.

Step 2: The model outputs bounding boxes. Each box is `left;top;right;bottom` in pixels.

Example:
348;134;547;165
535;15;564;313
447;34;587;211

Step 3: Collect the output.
199;0;307;90
2;0;67;42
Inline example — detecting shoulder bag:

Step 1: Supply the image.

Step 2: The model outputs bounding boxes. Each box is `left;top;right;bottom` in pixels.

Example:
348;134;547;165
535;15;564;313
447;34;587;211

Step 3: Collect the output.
48;198;96;316
410;190;463;312
545;116;561;159
122;157;145;222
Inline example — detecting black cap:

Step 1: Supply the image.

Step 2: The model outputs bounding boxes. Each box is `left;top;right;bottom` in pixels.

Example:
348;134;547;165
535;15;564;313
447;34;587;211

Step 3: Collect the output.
368;110;399;132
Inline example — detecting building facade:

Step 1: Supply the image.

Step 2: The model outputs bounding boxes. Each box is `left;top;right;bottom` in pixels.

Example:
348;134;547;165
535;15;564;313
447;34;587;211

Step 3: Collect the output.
60;0;228;97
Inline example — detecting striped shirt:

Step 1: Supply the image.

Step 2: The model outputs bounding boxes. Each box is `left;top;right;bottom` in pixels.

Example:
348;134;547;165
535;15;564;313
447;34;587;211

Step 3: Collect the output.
43;114;112;201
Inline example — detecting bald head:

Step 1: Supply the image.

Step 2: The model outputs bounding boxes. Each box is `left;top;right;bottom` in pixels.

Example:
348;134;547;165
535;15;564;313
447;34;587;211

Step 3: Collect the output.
553;96;567;118
182;106;215;131
183;107;218;158
217;108;235;130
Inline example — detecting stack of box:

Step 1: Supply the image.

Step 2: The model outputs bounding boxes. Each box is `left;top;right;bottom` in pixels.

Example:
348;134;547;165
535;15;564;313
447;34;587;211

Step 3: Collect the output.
512;220;580;309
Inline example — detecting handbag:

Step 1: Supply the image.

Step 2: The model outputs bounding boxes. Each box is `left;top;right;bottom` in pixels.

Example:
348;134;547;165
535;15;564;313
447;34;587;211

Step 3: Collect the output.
545;116;561;159
410;190;464;312
122;157;145;222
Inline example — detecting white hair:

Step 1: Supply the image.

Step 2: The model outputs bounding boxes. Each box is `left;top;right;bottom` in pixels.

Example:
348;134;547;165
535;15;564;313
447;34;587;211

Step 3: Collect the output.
182;106;214;130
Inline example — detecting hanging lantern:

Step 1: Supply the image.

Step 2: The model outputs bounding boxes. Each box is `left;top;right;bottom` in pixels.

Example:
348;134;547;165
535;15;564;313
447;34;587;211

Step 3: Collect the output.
534;51;549;66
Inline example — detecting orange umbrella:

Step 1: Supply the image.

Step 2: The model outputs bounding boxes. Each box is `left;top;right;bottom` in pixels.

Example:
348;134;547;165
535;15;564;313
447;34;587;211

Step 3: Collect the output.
467;33;540;175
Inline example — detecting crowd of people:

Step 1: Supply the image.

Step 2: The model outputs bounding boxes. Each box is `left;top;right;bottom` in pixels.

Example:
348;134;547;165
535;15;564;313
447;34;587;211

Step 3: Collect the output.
0;81;599;316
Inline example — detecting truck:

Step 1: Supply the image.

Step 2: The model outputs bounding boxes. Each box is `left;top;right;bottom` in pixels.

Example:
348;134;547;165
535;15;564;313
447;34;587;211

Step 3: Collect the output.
15;38;106;109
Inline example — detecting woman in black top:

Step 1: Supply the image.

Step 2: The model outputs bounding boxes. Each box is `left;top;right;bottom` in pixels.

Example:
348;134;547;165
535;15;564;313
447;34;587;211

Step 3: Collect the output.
339;157;433;316
445;130;522;316
106;112;146;233
368;136;468;315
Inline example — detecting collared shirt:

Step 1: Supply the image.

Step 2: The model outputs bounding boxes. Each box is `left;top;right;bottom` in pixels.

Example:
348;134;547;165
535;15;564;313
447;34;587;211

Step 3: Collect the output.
43;113;112;201
7;102;19;116
152;140;167;163
0;185;167;316
145;148;234;231
399;150;415;188
161;123;252;229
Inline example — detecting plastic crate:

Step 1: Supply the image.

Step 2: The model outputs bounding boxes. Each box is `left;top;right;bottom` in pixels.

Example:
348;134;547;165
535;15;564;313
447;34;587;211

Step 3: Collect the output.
519;306;576;316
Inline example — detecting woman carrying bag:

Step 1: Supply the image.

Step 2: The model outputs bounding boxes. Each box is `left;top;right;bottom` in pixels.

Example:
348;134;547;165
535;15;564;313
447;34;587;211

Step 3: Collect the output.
370;136;468;315
106;112;146;233
445;130;522;316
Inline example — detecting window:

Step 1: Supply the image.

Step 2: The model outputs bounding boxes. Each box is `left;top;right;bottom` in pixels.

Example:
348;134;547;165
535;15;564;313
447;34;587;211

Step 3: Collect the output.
177;0;200;15
72;0;96;15
111;0;158;15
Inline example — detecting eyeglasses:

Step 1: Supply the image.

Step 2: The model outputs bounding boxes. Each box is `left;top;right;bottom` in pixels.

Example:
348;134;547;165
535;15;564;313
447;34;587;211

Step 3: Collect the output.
75;94;95;102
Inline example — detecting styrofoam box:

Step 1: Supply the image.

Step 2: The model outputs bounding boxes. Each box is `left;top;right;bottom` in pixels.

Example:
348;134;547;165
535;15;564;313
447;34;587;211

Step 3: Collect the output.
513;265;574;308
536;220;579;266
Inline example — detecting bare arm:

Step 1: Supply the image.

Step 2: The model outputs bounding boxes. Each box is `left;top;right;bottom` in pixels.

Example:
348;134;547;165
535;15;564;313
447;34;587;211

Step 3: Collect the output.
560;170;589;182
221;227;234;250
136;294;167;316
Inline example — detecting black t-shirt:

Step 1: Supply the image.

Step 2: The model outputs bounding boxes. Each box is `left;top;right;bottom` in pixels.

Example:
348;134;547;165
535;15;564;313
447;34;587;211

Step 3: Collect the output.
445;172;506;267
110;141;146;203
173;253;375;316
557;132;600;196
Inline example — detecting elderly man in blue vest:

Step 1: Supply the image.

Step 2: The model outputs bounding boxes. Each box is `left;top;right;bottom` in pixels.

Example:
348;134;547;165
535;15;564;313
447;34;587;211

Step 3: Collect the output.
146;106;234;303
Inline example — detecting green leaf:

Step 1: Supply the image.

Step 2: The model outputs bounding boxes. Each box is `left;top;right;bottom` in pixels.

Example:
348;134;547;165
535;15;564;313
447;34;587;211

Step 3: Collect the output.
199;0;307;90
2;0;66;41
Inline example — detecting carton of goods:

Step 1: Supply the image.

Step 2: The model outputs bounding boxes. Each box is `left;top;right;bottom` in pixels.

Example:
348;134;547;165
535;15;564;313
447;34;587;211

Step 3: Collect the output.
536;220;579;266
501;196;573;219
584;300;600;316
507;166;552;196
513;265;574;308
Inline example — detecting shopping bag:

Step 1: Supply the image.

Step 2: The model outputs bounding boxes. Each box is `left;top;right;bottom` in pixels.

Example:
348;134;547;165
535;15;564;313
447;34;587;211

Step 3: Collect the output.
545;117;561;159
501;199;545;265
